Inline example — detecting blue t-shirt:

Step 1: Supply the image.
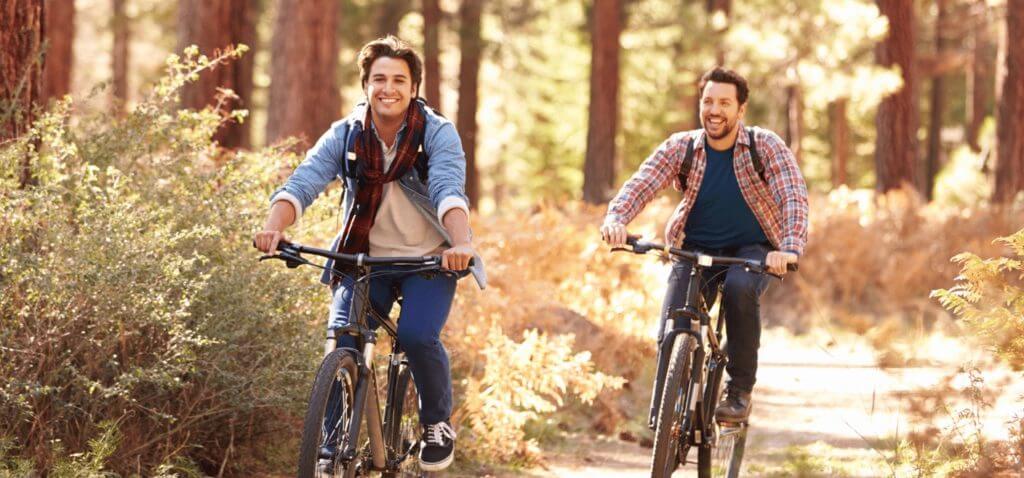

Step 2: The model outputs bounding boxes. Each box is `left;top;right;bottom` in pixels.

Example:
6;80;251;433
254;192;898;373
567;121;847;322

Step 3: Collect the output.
683;144;769;249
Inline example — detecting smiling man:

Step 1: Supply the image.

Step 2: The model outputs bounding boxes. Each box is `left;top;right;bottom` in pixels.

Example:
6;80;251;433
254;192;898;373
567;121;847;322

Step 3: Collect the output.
255;36;483;471
600;67;809;423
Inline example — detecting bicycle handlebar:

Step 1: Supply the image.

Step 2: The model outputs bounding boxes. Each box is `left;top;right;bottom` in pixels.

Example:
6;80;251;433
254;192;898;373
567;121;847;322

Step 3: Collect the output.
619;236;797;277
256;240;446;269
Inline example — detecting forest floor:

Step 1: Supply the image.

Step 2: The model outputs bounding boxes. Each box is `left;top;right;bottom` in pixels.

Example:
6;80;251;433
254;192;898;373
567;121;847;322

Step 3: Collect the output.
468;328;1023;478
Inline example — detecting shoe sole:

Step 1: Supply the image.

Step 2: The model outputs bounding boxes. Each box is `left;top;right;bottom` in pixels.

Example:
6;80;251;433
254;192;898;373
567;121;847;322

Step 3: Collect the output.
419;452;454;472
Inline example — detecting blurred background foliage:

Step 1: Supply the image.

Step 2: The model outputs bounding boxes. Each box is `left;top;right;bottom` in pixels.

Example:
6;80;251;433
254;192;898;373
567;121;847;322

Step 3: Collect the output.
2;0;1024;475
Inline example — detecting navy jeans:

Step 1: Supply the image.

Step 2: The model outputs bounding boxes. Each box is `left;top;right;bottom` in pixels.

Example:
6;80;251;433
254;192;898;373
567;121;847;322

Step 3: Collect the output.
328;265;458;425
659;243;774;393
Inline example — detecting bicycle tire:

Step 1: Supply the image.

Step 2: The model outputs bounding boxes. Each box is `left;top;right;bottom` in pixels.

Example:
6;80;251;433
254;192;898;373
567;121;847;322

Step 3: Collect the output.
697;350;746;478
298;349;361;478
699;424;746;478
382;363;420;477
650;335;697;478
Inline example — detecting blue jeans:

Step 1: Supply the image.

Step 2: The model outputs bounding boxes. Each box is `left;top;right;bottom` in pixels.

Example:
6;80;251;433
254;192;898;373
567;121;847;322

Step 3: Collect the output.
327;265;457;425
659;243;774;393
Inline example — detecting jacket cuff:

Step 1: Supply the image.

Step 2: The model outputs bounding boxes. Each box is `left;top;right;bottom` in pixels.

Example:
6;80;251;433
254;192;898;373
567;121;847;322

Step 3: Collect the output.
437;196;470;223
271;191;304;221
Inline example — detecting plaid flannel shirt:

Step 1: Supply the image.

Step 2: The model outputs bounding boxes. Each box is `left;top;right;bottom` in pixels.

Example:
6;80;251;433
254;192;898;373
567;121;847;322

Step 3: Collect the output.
606;123;809;255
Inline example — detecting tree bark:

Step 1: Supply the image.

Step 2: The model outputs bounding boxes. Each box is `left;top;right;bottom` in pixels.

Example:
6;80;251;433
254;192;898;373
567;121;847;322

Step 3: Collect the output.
0;0;43;188
266;0;340;151
423;0;442;108
785;82;804;165
582;0;622;204
874;0;919;193
41;0;74;102
965;0;991;152
178;0;258;149
924;0;949;201
112;0;130;112
993;0;1024;203
457;0;483;206
829;99;849;188
378;0;411;37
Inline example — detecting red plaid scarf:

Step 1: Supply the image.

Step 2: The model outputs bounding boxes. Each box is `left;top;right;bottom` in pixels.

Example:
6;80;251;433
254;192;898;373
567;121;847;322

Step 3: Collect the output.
338;102;427;255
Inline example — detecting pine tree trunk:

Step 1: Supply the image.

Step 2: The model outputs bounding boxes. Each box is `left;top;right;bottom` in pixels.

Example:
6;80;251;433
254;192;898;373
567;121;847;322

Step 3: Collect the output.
1;0;43;189
112;0;130;111
582;0;622;204
41;0;73;102
706;0;730;65
924;0;949;201
457;0;483;206
423;0;442;108
178;0;257;149
993;0;1024;203
266;0;340;151
874;0;919;193
829;99;849;188
965;0;991;152
785;83;804;164
378;0;410;37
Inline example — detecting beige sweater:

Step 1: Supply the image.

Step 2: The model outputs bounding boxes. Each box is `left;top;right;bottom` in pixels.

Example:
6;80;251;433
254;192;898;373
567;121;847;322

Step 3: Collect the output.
368;136;447;257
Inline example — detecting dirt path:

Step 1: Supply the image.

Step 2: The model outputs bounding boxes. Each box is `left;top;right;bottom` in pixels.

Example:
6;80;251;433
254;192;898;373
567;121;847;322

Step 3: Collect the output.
516;329;1023;478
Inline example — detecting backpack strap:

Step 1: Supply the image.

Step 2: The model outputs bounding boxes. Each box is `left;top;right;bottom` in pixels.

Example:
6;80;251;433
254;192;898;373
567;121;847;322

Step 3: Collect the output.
747;126;767;184
678;133;697;191
677;127;768;191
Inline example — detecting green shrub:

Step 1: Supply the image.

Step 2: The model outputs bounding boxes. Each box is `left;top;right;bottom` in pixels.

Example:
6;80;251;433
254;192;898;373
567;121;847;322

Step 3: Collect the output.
932;227;1024;369
0;47;320;475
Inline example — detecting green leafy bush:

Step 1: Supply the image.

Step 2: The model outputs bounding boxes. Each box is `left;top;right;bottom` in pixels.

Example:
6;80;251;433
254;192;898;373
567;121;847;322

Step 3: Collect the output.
932;227;1024;369
0;47;320;475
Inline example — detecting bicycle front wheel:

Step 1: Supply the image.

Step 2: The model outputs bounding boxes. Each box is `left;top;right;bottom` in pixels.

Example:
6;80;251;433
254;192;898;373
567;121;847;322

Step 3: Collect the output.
298;348;361;478
650;335;697;478
382;362;420;477
698;422;747;478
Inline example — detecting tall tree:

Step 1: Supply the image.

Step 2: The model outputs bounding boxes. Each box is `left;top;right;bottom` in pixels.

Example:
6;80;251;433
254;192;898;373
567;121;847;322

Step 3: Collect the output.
874;0;918;193
41;0;74;102
829;99;849;187
785;81;804;164
423;0;442;108
582;0;622;204
993;0;1024;203
378;0;412;37
924;0;950;200
178;0;257;149
112;0;130;112
1;0;43;189
707;0;731;65
457;0;483;205
966;0;991;152
267;0;339;151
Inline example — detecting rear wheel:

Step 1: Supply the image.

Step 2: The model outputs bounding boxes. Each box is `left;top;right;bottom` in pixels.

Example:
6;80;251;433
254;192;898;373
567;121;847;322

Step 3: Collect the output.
298;349;362;478
699;423;747;478
382;363;420;477
650;335;696;477
697;350;746;478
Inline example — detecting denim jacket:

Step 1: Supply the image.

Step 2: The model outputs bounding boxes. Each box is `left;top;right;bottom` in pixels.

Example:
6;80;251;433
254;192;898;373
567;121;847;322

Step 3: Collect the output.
270;99;487;289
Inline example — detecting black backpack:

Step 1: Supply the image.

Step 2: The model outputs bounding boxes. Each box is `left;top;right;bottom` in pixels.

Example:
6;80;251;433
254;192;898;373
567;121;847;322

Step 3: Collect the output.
678;127;767;191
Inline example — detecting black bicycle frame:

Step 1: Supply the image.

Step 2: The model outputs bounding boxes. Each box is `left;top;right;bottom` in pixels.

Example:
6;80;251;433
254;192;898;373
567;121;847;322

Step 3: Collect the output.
330;265;409;472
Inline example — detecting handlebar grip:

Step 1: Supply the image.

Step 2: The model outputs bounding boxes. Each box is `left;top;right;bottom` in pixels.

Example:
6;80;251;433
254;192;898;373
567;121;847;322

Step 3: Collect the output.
625;235;642;247
788;262;799;272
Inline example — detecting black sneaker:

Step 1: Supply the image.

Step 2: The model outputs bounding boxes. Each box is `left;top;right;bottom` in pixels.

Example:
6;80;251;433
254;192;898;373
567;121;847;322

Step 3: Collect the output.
715;387;752;423
418;421;456;471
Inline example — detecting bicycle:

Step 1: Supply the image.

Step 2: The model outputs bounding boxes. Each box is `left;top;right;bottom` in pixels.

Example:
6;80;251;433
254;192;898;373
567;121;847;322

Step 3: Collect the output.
613;237;796;478
259;240;459;477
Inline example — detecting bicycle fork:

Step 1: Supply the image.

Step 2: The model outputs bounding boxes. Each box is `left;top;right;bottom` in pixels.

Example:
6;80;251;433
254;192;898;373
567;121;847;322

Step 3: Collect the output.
339;340;387;470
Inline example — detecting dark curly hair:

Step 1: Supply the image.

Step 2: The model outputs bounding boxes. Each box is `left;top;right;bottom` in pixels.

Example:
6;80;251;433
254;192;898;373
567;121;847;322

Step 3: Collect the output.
698;67;749;105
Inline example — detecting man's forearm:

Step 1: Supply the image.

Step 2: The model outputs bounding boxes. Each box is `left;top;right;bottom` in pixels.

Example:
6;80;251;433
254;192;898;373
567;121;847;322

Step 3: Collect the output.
442;208;472;246
264;200;297;232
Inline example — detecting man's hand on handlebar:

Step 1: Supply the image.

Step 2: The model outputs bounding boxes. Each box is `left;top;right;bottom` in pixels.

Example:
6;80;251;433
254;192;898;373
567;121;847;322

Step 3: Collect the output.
765;251;798;276
253;229;287;255
600;221;628;247
442;243;475;271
